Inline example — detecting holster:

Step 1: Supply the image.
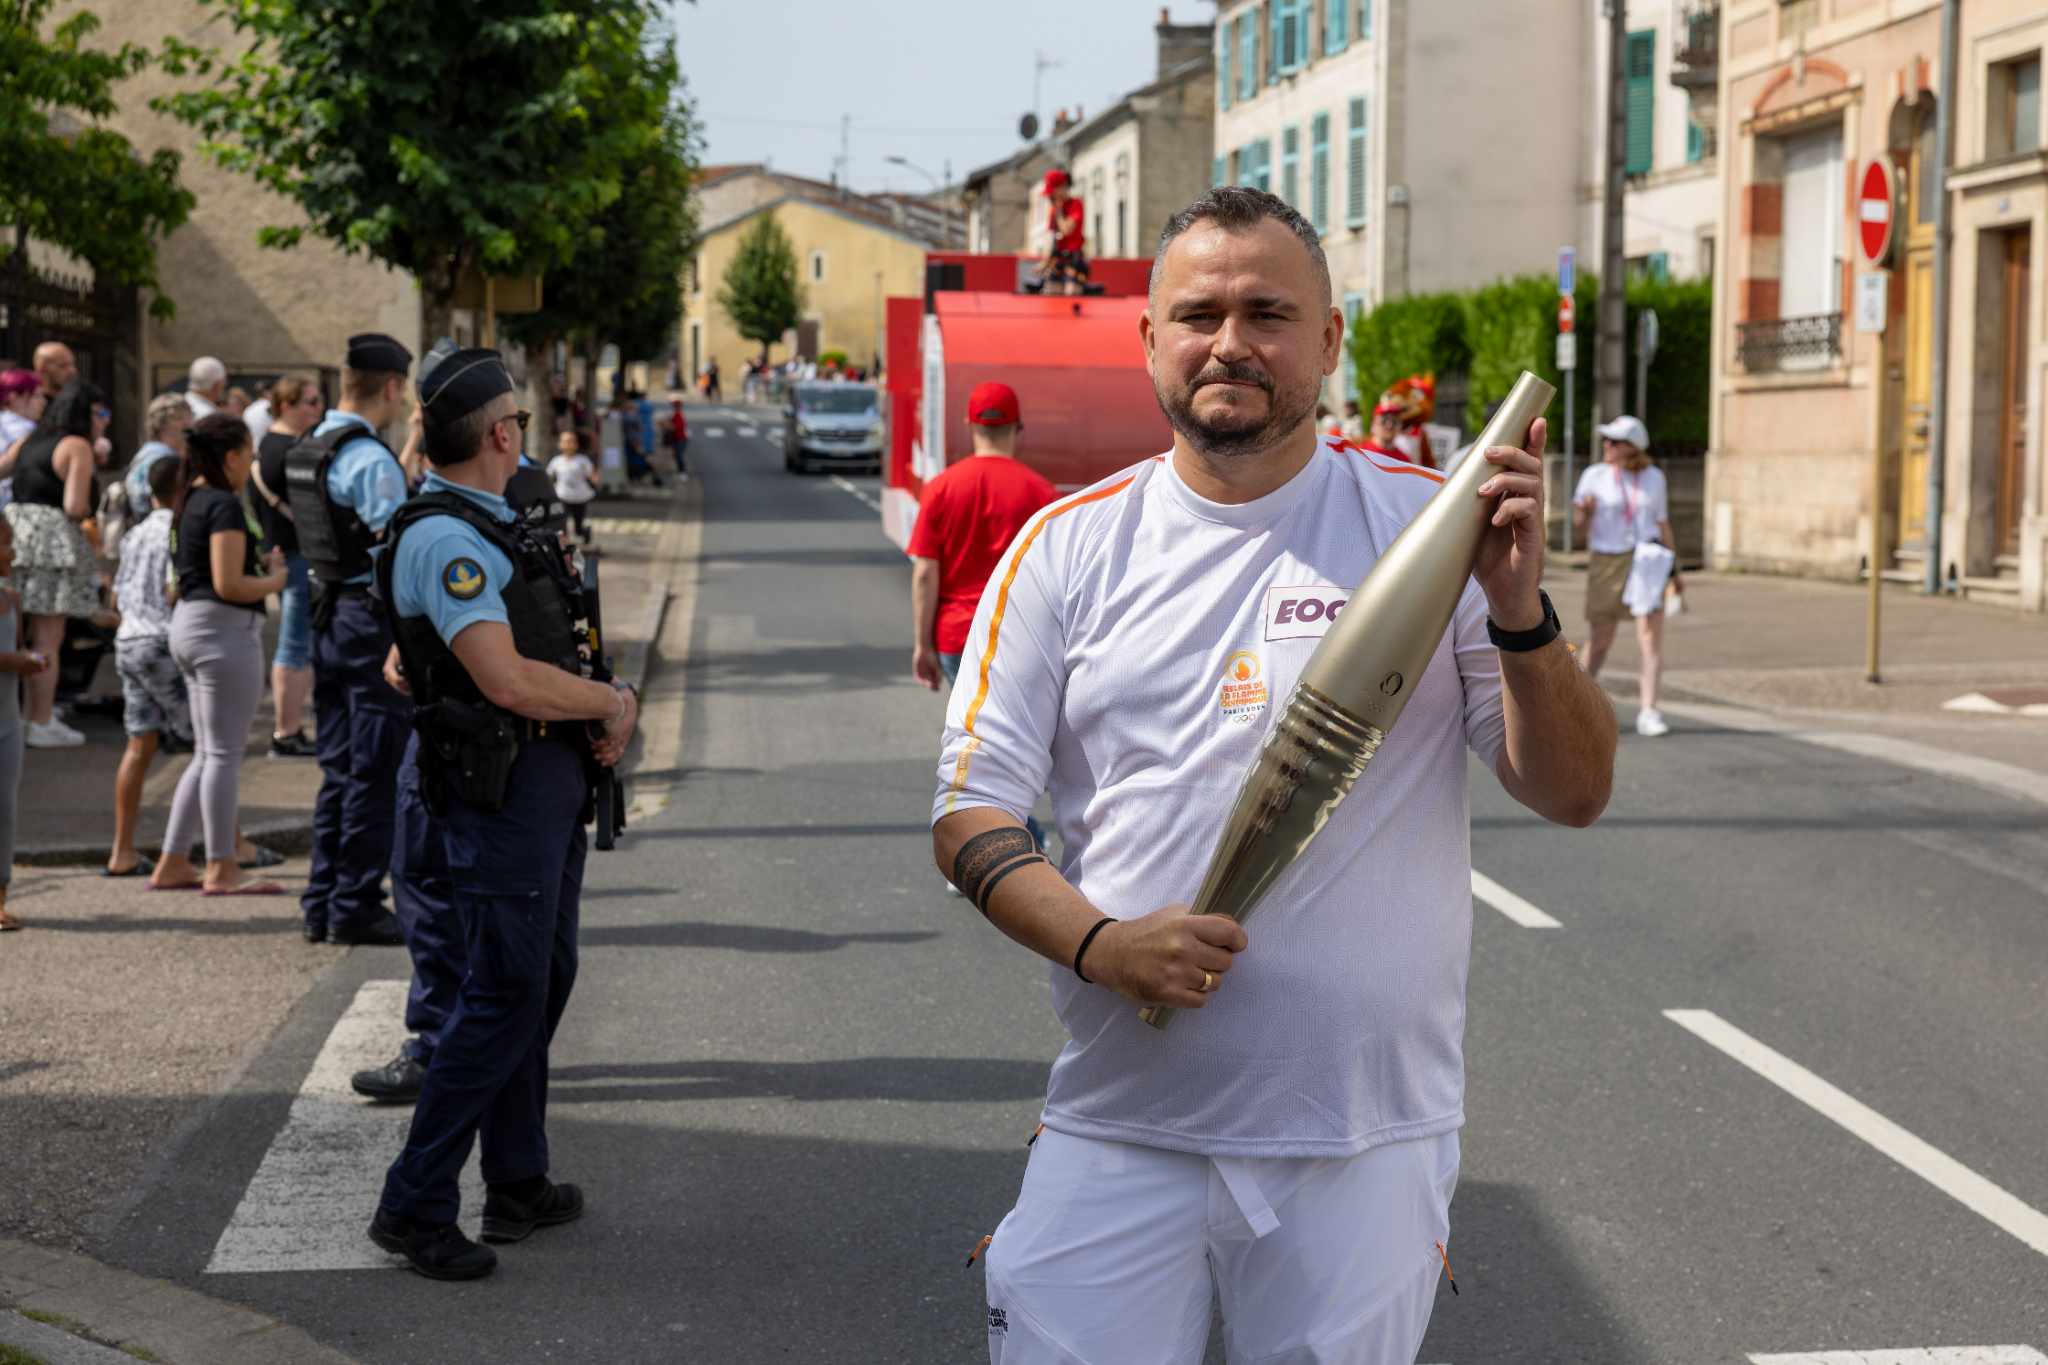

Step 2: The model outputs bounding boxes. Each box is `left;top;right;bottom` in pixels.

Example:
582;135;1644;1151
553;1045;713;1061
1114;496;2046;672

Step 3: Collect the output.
416;700;519;814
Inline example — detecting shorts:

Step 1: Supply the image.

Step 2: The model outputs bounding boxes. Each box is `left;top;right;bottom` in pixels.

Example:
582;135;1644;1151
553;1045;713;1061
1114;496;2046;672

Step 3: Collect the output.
1584;551;1633;626
274;553;312;671
983;1127;1459;1364
115;634;193;740
1046;249;1090;286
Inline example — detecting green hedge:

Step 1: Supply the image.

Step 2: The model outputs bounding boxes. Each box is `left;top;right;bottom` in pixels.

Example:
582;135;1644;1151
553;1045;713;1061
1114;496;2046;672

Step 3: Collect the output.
1349;272;1711;451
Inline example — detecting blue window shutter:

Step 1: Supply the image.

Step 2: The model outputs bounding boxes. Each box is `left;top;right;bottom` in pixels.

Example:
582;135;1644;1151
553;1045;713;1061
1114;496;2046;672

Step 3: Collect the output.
1239;16;1257;99
1219;31;1231;110
1345;96;1369;226
1267;2;1280;82
1341;292;1367;400
1214;155;1227;188
1324;0;1347;53
1624;29;1655;176
1686;118;1704;163
1648;251;1670;282
1282;125;1300;207
1359;0;1372;41
1310;112;1331;231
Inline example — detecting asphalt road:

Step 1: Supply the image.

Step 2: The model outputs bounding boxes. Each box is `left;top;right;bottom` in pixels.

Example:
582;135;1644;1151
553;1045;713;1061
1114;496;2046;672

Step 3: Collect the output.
98;414;2048;1362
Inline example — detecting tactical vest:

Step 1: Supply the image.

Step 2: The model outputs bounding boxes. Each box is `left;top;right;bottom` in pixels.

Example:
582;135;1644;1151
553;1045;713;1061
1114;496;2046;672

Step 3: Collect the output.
504;463;568;534
375;491;585;714
284;425;390;586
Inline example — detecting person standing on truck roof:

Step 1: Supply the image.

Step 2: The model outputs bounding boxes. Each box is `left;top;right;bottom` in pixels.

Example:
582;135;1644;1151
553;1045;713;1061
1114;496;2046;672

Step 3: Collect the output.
1036;170;1088;296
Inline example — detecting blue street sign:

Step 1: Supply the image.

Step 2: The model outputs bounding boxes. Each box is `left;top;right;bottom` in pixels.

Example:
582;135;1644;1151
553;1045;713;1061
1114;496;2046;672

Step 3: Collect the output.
1558;246;1575;296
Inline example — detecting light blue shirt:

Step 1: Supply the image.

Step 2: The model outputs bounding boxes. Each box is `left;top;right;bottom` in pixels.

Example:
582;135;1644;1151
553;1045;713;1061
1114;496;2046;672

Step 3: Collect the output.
391;472;518;648
125;442;178;520
314;410;408;584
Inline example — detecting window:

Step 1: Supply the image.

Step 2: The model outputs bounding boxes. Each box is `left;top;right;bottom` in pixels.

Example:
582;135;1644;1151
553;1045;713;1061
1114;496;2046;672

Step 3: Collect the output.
1214;154;1228;188
1914;105;1939;225
1777;121;1845;362
1345;96;1369;227
1219;30;1233;110
1323;0;1348;54
1091;168;1105;252
1272;0;1307;74
1310;112;1331;232
1244;139;1273;193
1358;0;1372;41
1687;118;1706;164
809;250;826;283
1238;16;1259;101
1281;125;1300;207
1341;292;1367;401
1624;29;1655;176
1989;54;2042;158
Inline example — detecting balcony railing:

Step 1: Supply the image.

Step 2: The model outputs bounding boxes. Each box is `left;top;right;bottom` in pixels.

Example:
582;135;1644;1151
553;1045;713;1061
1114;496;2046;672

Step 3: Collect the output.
1672;0;1720;89
1737;313;1843;372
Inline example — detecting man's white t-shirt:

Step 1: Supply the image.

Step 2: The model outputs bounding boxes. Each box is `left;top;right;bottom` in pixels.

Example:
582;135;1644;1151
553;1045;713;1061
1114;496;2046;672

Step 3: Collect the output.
1574;462;1668;554
546;453;598;505
931;438;1506;1159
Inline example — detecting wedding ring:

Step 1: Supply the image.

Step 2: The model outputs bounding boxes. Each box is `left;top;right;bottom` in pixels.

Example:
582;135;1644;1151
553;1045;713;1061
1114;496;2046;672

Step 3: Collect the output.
1200;970;1215;993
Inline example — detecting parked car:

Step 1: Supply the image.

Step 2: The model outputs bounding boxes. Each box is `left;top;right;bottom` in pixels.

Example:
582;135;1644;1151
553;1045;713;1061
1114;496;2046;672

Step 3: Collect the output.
783;383;884;474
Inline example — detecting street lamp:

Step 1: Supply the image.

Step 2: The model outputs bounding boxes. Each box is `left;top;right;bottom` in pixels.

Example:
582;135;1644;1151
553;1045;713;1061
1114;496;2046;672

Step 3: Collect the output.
886;155;961;248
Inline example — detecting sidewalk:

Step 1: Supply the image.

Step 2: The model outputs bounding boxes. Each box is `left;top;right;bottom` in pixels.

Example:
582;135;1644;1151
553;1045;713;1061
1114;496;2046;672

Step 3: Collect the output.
1545;564;2048;792
16;484;677;866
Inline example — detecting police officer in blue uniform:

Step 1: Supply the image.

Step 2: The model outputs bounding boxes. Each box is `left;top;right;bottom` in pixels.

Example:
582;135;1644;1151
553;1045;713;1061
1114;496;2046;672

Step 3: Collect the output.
368;348;637;1280
285;333;415;946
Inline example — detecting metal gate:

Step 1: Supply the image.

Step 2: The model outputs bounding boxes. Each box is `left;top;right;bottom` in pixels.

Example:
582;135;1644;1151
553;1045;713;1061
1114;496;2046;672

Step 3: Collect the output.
1;238;141;453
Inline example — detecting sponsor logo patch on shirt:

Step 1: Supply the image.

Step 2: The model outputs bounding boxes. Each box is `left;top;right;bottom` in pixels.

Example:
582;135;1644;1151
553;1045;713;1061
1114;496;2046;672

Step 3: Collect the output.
1263;584;1348;641
1218;650;1269;724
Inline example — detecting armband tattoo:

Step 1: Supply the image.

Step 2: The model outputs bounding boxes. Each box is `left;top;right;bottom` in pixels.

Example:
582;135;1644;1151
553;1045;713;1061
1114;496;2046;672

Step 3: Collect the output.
953;827;1038;908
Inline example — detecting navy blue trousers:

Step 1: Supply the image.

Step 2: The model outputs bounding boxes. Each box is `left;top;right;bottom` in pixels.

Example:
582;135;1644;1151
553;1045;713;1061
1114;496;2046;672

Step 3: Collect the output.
303;593;410;937
379;738;586;1224
392;738;460;1066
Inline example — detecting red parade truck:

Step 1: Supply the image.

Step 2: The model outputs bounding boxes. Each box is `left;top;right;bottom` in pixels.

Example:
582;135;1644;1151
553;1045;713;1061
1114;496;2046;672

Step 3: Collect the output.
879;252;1173;550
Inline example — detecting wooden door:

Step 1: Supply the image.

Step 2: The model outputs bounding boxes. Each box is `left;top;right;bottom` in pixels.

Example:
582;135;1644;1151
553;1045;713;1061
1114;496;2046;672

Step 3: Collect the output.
1996;230;2032;555
1900;246;1935;542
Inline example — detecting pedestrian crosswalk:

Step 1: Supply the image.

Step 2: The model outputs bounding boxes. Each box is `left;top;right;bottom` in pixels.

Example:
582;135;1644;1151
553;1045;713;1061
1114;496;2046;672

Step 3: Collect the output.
206;980;482;1274
585;517;664;537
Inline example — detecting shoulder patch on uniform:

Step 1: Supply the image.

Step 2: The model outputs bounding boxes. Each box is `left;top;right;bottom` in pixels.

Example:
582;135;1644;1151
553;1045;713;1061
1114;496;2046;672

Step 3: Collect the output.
442;557;486;600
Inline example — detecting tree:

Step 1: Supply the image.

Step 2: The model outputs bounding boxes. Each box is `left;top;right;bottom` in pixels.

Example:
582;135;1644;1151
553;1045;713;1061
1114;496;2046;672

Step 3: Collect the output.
0;0;194;320
155;0;668;339
716;213;803;365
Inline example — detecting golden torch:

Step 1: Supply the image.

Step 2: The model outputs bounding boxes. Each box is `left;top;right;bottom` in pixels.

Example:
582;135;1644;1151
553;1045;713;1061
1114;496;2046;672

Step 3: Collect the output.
1139;370;1556;1030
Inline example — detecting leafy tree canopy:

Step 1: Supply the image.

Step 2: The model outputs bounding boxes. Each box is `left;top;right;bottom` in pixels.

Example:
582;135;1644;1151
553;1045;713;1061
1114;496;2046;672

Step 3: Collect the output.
716;212;803;360
156;0;672;322
0;0;194;319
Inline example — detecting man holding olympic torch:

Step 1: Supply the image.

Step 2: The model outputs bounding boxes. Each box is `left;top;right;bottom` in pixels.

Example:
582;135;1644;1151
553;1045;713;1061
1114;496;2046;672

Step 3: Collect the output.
930;187;1615;1363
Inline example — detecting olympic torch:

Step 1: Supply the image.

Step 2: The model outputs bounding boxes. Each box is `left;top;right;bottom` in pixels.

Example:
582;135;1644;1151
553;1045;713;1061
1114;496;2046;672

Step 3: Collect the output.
1139;371;1556;1030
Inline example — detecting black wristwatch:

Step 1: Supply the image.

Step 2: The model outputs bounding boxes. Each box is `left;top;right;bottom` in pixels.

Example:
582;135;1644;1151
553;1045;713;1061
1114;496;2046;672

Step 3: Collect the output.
1487;590;1562;652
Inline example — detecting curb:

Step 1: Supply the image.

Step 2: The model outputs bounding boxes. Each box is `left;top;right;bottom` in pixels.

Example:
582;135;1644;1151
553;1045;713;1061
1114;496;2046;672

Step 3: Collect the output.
0;1239;359;1365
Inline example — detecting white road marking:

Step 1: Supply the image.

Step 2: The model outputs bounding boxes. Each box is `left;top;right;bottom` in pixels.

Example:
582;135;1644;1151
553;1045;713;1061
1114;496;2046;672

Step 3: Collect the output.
1749;1349;2046;1364
1471;870;1562;928
585;517;663;536
703;426;726;438
829;475;881;513
1666;1010;2048;1258
735;425;758;438
206;980;483;1273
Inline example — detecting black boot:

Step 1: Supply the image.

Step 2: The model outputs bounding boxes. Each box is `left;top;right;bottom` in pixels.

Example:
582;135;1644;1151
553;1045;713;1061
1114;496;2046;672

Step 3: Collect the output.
351;1050;427;1103
368;1210;497;1280
481;1178;585;1244
327;914;404;947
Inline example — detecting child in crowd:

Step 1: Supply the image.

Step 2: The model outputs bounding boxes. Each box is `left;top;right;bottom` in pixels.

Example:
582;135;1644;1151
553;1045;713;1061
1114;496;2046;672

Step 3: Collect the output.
546;429;598;547
0;516;53;929
106;455;192;877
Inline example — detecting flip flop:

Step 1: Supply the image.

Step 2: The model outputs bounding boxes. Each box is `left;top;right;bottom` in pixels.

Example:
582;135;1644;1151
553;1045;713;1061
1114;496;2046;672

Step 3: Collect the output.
238;846;285;870
102;856;157;879
0;910;22;932
201;881;288;897
148;881;204;892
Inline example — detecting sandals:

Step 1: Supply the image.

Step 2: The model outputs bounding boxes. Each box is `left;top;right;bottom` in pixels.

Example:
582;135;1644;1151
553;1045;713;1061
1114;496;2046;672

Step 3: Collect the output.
238;846;285;870
0;908;21;932
103;855;157;879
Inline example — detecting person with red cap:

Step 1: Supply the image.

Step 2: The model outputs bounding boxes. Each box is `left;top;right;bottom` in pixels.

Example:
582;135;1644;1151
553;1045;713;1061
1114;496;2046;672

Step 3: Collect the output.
909;381;1058;701
1034;170;1088;296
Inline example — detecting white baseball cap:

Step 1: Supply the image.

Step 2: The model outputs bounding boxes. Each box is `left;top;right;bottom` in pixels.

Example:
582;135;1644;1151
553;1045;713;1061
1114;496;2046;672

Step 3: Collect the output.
1596;415;1650;449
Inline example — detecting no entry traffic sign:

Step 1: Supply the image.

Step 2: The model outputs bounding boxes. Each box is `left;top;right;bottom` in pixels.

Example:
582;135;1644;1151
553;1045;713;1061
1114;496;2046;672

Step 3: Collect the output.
1858;159;1895;267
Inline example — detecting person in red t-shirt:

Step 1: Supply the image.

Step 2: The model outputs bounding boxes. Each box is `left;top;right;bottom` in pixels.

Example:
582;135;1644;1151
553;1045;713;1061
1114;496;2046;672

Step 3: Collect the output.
1035;170;1089;296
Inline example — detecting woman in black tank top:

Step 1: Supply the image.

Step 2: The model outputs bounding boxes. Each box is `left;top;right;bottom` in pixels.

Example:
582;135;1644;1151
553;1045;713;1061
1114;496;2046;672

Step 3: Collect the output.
1;382;109;745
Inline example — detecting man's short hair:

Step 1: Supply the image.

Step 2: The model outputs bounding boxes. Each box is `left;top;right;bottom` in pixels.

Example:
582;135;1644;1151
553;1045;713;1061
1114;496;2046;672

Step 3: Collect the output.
188;355;227;391
1150;186;1331;305
425;394;512;467
147;450;182;504
342;366;402;404
145;392;188;438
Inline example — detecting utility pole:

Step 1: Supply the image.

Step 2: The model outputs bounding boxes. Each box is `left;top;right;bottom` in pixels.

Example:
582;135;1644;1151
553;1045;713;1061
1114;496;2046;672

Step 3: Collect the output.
1033;51;1062;140
1596;0;1628;426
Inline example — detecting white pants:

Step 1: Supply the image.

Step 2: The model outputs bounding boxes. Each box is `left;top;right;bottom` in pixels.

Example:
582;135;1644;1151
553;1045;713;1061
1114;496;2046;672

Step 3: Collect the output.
984;1127;1459;1365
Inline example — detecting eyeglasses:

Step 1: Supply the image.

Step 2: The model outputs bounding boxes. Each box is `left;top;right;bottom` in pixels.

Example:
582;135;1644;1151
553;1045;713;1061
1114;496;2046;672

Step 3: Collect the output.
500;410;531;433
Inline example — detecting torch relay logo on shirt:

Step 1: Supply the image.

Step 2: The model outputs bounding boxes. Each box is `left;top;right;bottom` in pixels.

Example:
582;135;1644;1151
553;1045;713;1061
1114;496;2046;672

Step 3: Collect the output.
1219;650;1269;723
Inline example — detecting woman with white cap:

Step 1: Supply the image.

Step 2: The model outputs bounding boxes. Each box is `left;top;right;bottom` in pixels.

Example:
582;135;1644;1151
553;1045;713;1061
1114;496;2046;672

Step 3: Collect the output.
1573;414;1679;736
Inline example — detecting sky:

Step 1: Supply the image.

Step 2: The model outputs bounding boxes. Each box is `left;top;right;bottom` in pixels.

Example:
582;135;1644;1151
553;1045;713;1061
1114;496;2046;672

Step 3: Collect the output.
673;0;1210;195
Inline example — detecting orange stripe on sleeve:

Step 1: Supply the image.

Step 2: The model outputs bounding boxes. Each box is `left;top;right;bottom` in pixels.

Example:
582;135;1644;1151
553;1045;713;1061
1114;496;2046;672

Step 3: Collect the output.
946;475;1138;804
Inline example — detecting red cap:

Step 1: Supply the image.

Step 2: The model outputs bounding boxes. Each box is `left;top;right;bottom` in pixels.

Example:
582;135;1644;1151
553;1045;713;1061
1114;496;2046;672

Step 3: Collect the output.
1042;169;1071;193
965;381;1021;426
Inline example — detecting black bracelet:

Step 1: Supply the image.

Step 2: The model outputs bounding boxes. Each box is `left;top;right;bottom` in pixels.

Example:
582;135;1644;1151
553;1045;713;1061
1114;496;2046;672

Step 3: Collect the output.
1072;917;1114;984
975;853;1044;916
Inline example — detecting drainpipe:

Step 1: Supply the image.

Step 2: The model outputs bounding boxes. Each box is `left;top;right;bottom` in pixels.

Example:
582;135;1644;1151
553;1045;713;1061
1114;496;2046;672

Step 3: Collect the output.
1924;0;1959;594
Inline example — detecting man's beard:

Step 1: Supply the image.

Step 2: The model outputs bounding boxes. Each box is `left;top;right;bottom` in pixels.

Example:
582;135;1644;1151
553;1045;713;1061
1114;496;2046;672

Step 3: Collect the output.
1153;360;1322;460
